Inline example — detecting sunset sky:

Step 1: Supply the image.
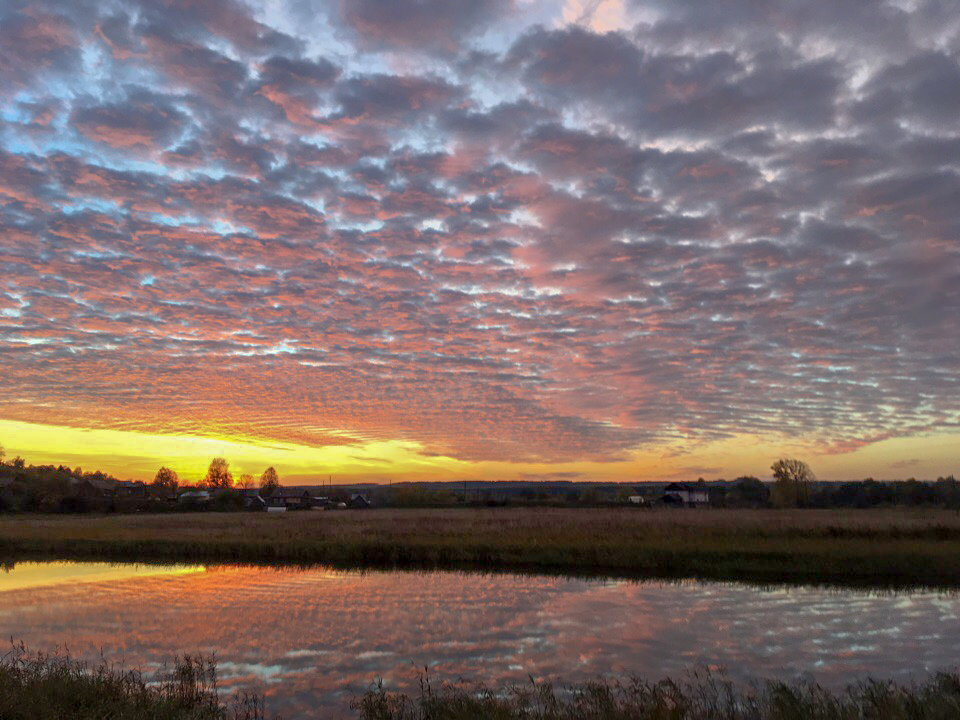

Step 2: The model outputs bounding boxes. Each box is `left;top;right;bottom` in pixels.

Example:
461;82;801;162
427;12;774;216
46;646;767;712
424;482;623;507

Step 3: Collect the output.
1;0;958;483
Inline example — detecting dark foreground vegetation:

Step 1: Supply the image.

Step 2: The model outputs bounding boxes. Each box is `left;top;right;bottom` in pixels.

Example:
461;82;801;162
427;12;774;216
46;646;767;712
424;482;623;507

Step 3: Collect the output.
0;643;267;720
354;669;960;720
5;646;960;720
4;508;960;586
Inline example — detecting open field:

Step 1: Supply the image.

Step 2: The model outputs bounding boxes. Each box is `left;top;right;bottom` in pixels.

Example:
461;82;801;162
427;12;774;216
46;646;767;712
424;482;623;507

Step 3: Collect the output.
2;508;960;586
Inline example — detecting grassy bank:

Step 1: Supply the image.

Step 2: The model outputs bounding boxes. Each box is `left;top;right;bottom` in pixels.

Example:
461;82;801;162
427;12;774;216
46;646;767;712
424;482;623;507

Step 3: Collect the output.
6;646;960;720
353;669;960;720
2;508;960;586
0;643;267;720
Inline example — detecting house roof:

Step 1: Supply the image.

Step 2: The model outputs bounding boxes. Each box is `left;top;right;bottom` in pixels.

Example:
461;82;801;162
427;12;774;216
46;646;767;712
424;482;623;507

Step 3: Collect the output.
275;490;310;499
664;482;709;492
73;477;115;491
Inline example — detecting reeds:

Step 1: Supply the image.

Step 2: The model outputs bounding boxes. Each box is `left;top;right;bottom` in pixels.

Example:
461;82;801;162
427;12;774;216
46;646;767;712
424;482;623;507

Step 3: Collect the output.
4;643;960;719
0;641;269;720
352;667;960;720
3;507;960;586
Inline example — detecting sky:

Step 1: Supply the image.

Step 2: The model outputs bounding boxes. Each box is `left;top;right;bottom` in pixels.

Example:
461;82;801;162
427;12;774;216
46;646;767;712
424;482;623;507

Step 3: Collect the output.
0;0;958;484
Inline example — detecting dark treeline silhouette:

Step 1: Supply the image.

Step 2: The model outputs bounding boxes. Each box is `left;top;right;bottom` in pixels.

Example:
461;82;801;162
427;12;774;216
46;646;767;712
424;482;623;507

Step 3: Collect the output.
0;445;957;513
0;447;124;513
720;473;960;509
0;449;292;514
725;459;960;510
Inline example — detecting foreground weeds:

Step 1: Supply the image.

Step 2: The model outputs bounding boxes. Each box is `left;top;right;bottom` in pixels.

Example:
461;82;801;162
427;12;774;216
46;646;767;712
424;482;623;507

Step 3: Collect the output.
352;668;960;720
3;642;959;720
0;642;269;720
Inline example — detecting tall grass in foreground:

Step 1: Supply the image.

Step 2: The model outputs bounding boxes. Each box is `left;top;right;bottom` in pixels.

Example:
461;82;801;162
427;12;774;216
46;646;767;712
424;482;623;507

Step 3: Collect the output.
352;668;960;720
3;644;960;720
0;642;269;720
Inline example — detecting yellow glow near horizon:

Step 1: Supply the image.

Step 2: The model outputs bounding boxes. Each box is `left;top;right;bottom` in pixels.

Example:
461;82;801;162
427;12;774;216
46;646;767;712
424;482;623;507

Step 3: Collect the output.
0;418;456;482
0;561;206;593
0;417;956;483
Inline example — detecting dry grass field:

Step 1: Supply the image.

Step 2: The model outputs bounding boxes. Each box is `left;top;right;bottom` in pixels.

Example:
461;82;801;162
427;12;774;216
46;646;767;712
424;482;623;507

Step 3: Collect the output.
2;507;960;586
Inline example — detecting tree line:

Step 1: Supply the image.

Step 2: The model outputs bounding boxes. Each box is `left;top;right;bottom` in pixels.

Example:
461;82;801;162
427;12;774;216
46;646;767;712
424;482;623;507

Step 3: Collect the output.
0;444;957;512
0;446;285;513
725;459;960;509
151;457;281;496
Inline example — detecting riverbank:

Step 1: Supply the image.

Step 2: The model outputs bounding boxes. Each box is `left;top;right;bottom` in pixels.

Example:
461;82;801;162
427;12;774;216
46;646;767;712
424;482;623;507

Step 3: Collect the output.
2;508;960;587
0;644;265;720
5;644;960;720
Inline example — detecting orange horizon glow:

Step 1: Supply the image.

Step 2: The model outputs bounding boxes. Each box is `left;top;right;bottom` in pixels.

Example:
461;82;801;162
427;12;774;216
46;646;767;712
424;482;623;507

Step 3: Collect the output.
1;418;956;484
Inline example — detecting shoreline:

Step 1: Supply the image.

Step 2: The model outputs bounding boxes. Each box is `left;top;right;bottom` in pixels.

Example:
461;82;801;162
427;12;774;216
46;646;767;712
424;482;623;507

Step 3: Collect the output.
3;507;960;588
4;643;960;720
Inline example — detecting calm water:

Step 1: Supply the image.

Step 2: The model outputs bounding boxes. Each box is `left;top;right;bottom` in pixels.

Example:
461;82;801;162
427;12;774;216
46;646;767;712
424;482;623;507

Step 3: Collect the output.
0;562;958;718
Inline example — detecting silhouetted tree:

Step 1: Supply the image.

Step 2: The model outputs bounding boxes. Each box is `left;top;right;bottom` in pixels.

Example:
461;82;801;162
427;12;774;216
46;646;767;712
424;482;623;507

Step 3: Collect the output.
259;466;280;496
728;476;769;507
936;476;960;511
770;458;814;508
203;457;232;489
579;487;601;505
0;444;5;464
152;466;179;492
237;473;254;490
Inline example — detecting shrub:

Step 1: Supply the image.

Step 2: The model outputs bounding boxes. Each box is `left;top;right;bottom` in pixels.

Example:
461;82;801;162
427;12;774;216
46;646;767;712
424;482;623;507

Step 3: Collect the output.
0;643;269;720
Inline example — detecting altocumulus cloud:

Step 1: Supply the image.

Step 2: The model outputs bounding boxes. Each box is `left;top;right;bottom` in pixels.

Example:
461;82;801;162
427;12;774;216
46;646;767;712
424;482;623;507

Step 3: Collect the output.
0;0;958;463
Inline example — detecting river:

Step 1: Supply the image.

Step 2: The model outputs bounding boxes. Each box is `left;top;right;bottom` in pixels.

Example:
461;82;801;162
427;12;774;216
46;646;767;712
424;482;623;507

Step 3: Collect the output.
0;562;957;718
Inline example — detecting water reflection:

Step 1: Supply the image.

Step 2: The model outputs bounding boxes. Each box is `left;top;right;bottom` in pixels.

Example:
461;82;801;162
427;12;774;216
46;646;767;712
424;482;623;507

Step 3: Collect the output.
0;561;205;591
0;562;957;719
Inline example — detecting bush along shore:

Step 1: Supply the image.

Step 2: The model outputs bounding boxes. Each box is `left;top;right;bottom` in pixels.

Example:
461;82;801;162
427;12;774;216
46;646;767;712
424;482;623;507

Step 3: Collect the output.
4;646;960;720
0;643;269;720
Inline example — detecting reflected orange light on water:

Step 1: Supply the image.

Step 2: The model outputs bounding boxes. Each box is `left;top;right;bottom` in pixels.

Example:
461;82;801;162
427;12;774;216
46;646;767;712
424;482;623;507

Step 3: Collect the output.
0;562;206;593
0;563;958;719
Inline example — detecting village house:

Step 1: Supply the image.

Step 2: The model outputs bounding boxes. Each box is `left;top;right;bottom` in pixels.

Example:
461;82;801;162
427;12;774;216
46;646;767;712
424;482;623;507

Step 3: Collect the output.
236;488;267;510
348;494;371;509
177;489;211;506
268;489;315;510
662;482;710;507
69;477;115;498
115;480;147;498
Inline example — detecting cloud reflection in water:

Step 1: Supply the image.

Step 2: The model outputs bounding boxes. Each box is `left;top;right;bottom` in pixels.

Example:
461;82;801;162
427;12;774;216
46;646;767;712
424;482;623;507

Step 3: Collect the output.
0;564;957;718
